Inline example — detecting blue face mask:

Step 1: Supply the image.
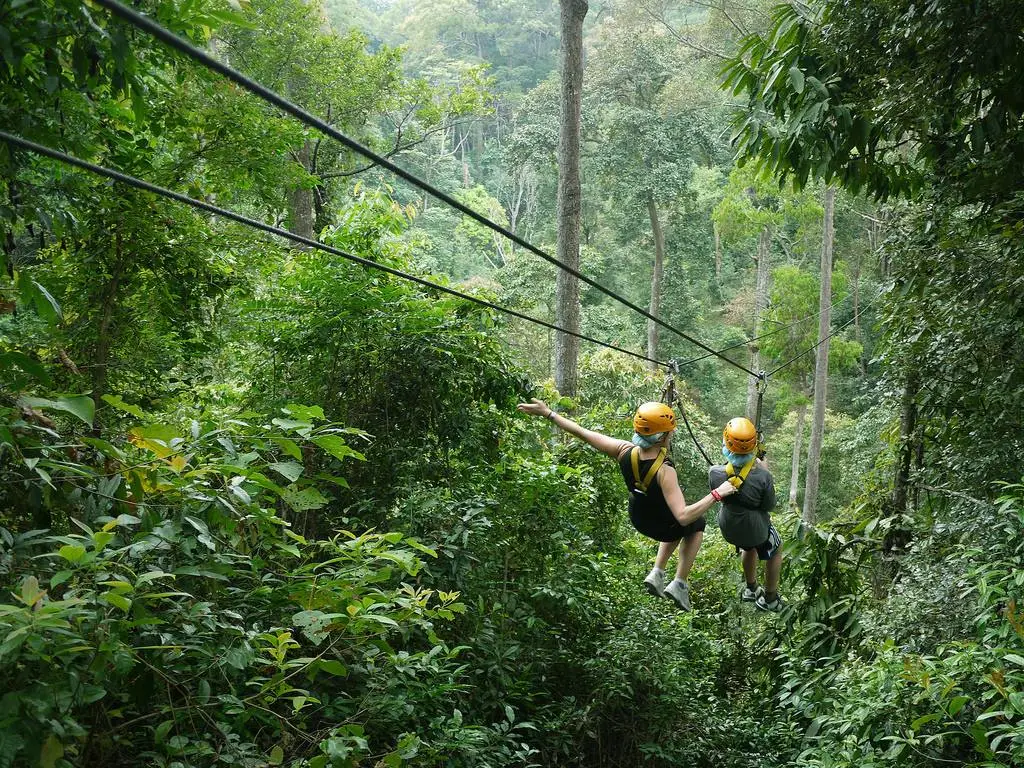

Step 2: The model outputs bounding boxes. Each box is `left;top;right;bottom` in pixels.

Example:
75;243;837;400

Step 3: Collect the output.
632;432;667;450
722;445;753;467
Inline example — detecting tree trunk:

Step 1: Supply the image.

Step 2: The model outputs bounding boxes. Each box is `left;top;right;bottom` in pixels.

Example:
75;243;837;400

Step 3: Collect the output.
803;185;835;525
553;0;588;398
853;244;866;376
288;140;315;244
891;369;919;518
714;222;722;282
92;230;125;431
746;225;771;418
646;194;665;370
788;401;806;510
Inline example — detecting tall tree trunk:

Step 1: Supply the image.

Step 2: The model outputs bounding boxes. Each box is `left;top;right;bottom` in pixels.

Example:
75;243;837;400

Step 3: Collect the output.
93;230;125;431
803;186;836;525
746;225;771;417
714;222;722;283
646;194;665;370
891;369;919;518
288;140;315;244
554;0;588;398
853;245;866;376
788;401;807;510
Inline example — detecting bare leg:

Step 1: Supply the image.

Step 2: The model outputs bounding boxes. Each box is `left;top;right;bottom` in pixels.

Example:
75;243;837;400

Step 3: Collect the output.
764;549;783;595
675;531;704;581
655;540;679;571
741;548;758;586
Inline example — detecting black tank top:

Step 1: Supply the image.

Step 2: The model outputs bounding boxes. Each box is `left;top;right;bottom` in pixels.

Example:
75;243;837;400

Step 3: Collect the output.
618;448;683;541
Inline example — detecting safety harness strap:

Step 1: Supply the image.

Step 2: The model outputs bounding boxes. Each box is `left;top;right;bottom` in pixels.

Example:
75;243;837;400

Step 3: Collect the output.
725;457;756;488
631;446;668;495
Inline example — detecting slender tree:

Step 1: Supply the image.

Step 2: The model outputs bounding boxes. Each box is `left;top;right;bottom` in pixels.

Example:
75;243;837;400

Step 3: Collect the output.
802;185;835;524
554;0;588;396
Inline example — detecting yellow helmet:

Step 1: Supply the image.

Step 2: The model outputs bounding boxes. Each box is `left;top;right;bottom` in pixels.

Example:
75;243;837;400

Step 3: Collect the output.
633;402;677;436
723;417;758;454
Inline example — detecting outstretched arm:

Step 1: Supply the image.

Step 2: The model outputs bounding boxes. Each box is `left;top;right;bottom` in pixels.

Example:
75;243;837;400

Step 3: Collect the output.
517;398;631;459
661;465;738;526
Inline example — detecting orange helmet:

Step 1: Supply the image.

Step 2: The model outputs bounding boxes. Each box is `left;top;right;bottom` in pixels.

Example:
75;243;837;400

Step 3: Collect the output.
723;417;758;453
633;402;677;436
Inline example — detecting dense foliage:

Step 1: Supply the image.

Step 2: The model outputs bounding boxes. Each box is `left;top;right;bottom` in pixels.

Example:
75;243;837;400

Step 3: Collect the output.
2;1;1022;767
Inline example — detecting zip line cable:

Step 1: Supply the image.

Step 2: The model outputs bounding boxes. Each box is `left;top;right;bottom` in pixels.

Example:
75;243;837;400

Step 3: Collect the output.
0;132;667;369
677;293;856;368
91;0;758;379
765;301;876;377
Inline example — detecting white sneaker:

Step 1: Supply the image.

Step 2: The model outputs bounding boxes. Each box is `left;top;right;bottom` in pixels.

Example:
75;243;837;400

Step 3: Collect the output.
665;579;691;611
644;567;665;597
755;593;785;613
740;585;764;602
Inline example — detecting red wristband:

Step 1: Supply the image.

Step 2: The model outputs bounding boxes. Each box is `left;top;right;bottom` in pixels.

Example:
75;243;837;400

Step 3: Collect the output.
711;489;722;502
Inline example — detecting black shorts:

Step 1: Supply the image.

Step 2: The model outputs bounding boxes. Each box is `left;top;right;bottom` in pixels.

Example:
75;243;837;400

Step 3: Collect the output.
630;510;707;543
749;525;782;561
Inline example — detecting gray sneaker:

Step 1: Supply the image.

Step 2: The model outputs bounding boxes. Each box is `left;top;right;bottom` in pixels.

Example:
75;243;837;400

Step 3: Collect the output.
643;568;665;598
740;585;764;602
665;579;691;611
755;593;785;613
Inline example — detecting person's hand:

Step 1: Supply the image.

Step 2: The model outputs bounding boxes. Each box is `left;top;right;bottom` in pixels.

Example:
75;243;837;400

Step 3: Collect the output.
517;398;552;418
715;480;739;498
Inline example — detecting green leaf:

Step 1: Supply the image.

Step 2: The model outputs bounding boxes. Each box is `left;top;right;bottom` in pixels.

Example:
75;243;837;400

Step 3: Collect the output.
154;720;175;743
283;403;325;422
101;394;146;418
312;435;365;463
280;486;329;512
948;696;970;717
318;660;347;676
1003;654;1024;668
136;571;173;586
271;436;303;460
31;280;62;324
269;461;304;483
58;544;86;563
910;713;941;731
40;734;64;768
50;570;73;588
19;395;95;425
272;417;313;435
789;65;805;94
268;745;285;766
20;576;43;607
103;592;132;612
0;352;51;385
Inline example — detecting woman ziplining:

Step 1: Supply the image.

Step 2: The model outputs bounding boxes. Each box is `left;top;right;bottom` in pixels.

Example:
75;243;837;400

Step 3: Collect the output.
517;398;739;611
709;418;784;612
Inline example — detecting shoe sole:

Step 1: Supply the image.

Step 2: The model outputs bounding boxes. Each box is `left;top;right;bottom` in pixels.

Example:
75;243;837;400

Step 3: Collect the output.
644;580;665;598
754;602;782;613
665;590;690;612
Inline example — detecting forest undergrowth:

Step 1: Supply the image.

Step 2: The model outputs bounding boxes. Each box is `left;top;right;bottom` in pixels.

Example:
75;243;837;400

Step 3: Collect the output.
3;0;1024;766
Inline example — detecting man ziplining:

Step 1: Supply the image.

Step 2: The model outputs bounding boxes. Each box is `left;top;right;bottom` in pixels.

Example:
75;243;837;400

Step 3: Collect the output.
517;399;738;611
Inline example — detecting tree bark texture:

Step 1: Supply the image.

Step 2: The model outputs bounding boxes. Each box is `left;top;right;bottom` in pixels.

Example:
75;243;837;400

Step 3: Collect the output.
714;222;722;282
746;225;771;418
92;229;125;432
646;194;665;370
803;185;835;524
288;140;315;244
554;0;588;397
789;402;806;510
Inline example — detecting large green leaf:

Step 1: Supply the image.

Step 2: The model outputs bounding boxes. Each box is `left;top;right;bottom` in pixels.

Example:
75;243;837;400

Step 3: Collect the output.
19;395;95;426
101;394;146;419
